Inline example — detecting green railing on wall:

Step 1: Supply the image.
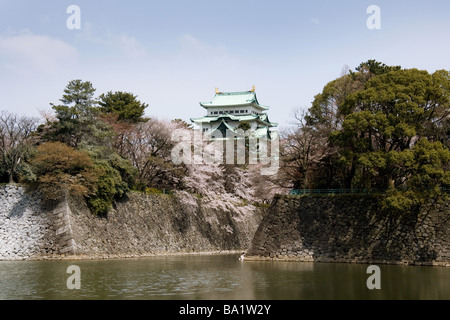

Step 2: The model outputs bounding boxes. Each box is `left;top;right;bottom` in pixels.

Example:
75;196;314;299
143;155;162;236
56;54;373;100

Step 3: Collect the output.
288;189;387;196
289;187;450;196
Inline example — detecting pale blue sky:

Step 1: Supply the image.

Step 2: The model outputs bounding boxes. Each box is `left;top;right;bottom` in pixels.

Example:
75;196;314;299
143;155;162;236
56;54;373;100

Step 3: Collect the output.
1;0;449;128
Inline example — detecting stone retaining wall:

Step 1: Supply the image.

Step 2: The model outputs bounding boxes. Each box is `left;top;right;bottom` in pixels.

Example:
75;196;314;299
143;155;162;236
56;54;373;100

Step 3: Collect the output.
246;195;450;266
0;185;264;260
64;191;264;259
0;185;52;259
52;197;78;256
4;185;448;265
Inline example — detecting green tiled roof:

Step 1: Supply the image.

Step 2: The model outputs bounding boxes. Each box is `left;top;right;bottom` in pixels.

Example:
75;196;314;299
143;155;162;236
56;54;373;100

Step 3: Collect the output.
200;91;269;110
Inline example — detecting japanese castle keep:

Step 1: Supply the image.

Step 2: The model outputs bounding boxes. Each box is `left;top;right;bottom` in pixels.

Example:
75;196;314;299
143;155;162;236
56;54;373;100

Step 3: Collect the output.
191;87;278;139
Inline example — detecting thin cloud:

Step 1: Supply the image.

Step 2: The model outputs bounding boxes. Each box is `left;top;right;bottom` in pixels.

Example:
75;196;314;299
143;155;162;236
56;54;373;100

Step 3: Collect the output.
112;33;148;59
77;22;148;59
0;30;79;75
178;34;229;60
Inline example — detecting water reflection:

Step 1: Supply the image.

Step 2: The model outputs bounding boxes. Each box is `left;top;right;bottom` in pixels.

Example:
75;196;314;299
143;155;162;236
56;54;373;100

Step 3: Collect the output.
0;255;448;300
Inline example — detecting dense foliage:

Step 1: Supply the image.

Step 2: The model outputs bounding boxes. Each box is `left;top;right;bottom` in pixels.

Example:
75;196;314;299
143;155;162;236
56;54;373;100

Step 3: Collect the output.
281;60;450;212
28;142;100;201
1;61;449;215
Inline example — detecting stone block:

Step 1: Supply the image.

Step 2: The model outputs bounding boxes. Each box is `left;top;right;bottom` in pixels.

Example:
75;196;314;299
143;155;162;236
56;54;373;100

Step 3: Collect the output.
60;245;76;254
56;225;70;236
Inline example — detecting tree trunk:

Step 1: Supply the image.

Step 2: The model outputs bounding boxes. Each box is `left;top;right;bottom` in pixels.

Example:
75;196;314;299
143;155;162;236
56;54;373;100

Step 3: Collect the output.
8;171;14;184
346;156;357;190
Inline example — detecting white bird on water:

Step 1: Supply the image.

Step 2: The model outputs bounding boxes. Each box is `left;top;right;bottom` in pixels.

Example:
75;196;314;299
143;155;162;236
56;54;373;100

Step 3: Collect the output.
239;253;245;261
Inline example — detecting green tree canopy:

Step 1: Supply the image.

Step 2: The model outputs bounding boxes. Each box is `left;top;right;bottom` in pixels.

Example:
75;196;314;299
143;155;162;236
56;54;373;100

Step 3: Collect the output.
332;68;450;189
52;79;98;121
99;91;148;123
283;61;450;214
383;139;450;212
45;80;112;148
84;147;138;216
353;59;401;79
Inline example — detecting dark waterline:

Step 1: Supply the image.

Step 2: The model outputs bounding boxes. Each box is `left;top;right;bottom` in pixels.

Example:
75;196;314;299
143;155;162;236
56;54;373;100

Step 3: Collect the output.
0;254;448;300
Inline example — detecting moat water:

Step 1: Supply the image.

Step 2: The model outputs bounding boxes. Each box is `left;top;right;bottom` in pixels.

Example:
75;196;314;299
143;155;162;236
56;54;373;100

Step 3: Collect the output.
0;254;448;300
